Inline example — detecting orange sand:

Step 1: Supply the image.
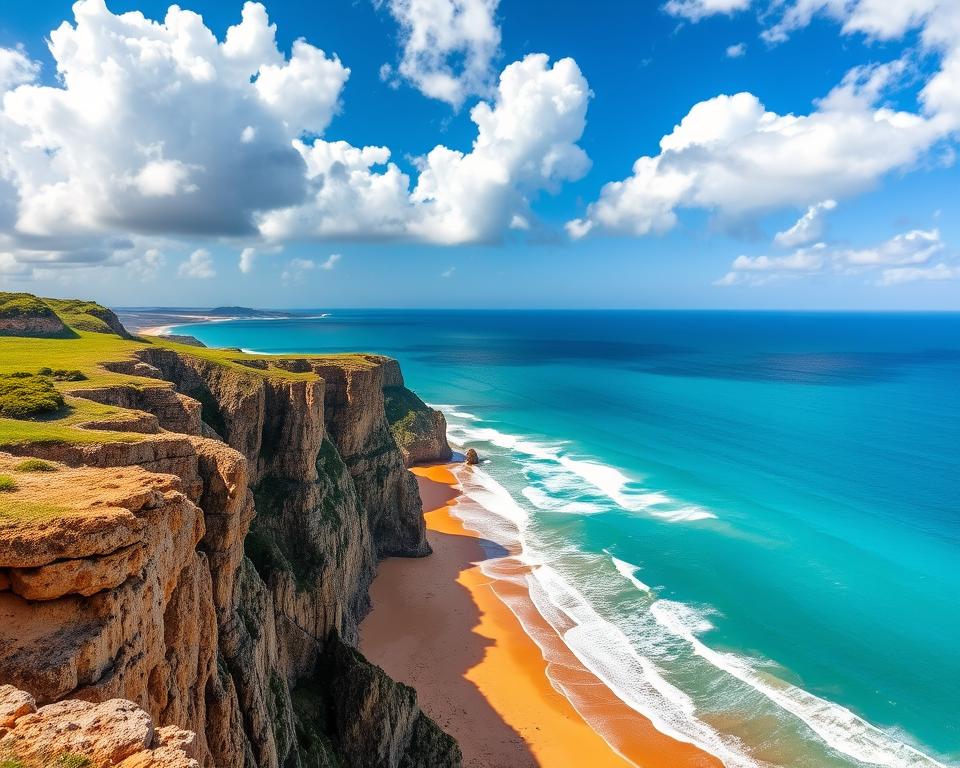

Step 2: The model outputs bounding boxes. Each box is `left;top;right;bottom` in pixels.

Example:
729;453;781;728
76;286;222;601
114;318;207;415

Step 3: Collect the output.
361;464;722;768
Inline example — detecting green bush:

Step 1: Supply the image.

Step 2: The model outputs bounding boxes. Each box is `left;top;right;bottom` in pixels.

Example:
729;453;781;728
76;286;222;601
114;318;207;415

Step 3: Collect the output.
0;374;65;419
14;459;57;472
0;475;17;492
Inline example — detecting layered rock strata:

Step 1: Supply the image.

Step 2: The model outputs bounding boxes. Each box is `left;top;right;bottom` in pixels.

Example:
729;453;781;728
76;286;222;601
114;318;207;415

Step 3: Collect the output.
0;342;458;767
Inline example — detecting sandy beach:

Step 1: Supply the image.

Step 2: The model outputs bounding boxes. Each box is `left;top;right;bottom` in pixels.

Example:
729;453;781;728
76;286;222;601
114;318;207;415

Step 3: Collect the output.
361;464;722;768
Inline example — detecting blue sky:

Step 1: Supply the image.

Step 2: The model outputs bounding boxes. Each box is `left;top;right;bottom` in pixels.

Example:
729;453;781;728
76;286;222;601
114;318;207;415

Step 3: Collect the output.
0;0;957;309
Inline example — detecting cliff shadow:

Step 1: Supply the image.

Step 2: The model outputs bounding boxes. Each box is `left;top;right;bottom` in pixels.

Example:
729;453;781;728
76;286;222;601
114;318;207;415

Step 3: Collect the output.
361;476;539;768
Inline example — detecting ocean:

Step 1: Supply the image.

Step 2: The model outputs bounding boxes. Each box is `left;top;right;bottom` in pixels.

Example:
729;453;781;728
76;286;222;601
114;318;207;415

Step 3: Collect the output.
169;310;960;768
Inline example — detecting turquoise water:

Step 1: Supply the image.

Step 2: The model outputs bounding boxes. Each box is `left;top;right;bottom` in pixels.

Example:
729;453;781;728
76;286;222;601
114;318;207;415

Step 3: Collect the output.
172;311;959;767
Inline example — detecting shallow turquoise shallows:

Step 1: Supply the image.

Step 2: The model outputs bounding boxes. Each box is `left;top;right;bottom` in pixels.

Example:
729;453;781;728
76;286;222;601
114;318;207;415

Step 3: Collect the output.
172;310;960;768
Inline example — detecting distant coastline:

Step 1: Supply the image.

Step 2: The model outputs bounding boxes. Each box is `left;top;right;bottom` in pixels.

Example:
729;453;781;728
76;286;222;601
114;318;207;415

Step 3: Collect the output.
116;307;330;337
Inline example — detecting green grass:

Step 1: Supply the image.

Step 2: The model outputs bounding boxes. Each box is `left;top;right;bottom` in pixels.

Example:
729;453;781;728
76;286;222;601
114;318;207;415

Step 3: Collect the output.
0;374;65;418
53;755;92;768
0;500;71;522
0;292;58;320
14;459;57;472
44;298;125;337
0;758;26;768
0;475;17;492
0;292;388;450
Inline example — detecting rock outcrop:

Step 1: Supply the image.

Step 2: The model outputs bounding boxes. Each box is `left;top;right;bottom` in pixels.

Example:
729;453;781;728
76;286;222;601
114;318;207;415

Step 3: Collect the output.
0;314;459;768
0;684;200;768
382;361;452;468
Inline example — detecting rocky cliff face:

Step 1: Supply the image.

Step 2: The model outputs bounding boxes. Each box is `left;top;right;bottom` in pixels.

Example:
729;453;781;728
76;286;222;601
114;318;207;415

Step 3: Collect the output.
0;334;459;767
381;360;453;469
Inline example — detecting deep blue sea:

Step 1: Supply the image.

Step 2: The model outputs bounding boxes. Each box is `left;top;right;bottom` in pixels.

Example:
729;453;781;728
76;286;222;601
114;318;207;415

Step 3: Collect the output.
171;310;959;768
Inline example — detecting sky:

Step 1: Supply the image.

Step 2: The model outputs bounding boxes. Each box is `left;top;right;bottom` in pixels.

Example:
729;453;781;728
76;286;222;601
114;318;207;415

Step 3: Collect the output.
0;0;958;309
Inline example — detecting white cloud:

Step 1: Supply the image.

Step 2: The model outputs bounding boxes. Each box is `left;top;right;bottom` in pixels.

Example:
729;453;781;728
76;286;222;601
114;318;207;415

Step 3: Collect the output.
718;228;951;286
0;0;348;271
441;266;455;278
320;253;341;270
841;228;943;265
0;4;592;279
131;160;198;198
879;262;960;285
568;64;948;239
178;248;216;279
774;199;836;247
761;1;960;129
0;46;40;92
725;43;747;58
376;0;500;107
260;53;591;245
239;247;257;273
280;257;316;283
663;0;751;22
127;248;166;282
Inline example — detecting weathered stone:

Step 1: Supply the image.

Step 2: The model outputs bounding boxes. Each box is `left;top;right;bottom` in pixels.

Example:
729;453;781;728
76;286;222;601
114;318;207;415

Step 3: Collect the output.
464;448;480;465
0;684;36;728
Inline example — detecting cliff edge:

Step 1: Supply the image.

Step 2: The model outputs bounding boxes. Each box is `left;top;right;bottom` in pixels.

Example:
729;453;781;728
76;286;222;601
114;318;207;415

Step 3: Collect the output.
0;293;460;768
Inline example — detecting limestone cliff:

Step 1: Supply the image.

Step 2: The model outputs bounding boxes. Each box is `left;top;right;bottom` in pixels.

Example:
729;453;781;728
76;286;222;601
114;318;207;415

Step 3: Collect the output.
381;361;452;469
0;296;460;768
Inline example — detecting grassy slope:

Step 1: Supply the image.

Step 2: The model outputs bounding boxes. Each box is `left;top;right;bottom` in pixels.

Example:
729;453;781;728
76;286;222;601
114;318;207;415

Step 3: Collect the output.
0;293;377;448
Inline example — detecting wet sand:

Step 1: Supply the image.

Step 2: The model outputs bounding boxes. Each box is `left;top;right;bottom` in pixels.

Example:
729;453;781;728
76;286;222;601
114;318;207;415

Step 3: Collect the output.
361;464;722;768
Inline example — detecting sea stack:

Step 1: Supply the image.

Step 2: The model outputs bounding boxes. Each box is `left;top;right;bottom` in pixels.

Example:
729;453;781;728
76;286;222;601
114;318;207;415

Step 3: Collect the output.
464;448;480;465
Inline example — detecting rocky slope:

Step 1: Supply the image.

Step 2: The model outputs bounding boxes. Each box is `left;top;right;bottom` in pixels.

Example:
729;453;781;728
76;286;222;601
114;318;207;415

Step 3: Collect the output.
0;297;459;768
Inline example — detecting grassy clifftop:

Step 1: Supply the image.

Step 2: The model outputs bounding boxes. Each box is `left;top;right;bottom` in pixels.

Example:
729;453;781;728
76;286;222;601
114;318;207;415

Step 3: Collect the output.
0;292;378;449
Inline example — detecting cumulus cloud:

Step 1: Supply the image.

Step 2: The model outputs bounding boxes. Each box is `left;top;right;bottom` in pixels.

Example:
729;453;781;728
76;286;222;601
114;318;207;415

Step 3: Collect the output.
320;253;341;270
567;62;949;239
260;53;591;245
774;199;837;247
663;0;751;22
725;43;747;58
376;0;500;107
0;46;40;92
717;228;951;286
178;248;216;279
762;1;960;128
239;247;257;273
0;0;348;273
842;228;944;265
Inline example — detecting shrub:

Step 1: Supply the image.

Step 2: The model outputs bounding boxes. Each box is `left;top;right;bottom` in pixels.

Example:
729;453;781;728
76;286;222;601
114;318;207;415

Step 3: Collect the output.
0;475;17;492
0;374;65;419
14;459;57;472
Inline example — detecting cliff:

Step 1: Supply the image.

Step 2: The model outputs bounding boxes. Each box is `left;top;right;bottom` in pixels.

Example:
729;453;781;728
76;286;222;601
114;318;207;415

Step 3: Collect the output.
0;294;461;768
381;361;452;469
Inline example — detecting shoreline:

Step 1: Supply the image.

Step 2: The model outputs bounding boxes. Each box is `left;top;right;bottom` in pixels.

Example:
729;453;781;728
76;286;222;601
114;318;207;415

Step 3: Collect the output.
361;463;722;768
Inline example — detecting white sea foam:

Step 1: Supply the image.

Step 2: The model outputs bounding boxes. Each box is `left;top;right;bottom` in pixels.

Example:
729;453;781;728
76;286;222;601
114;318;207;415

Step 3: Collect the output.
522;485;605;515
608;554;652;594
445;415;718;524
441;410;951;768
649;600;950;768
526;563;763;767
